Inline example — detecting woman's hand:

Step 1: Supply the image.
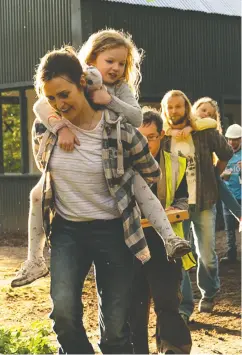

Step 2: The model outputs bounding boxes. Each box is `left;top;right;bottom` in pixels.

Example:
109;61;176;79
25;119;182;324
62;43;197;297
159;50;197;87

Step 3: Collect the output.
58;127;80;151
90;88;112;105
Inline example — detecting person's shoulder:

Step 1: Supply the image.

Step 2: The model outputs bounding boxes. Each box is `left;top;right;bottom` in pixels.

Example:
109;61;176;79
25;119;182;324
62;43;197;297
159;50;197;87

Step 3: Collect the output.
193;128;219;138
115;81;131;93
120;122;145;145
120;121;139;136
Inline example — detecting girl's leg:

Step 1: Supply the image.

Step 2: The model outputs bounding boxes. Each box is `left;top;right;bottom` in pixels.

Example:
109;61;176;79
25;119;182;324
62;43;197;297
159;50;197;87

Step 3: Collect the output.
27;176;46;260
11;176;48;287
133;173;191;259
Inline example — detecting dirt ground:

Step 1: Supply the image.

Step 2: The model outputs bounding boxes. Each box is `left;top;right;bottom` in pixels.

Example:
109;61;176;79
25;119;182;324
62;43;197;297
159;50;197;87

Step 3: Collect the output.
0;230;241;354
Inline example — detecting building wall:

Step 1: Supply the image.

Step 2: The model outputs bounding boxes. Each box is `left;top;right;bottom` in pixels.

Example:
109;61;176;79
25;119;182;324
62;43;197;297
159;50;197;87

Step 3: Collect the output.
93;1;241;103
0;0;240;234
0;0;72;88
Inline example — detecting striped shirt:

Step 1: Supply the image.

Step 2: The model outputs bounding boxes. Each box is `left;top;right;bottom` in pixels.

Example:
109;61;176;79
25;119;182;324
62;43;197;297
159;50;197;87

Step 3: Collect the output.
49;117;120;221
32;110;161;263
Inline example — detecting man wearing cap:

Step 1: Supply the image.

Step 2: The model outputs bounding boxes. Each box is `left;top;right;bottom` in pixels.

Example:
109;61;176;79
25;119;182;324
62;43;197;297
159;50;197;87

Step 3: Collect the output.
220;124;242;264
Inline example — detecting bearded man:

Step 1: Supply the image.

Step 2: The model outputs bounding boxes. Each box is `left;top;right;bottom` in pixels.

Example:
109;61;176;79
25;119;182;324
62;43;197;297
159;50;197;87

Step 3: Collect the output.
160;90;233;317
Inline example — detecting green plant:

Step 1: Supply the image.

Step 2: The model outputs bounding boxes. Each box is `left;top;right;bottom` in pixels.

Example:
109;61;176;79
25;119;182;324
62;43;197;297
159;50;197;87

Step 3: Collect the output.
2;103;21;173
0;321;57;354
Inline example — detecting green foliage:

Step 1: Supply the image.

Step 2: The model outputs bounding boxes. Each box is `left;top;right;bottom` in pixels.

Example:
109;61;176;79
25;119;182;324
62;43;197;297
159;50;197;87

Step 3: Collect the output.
2;103;21;173
0;321;57;354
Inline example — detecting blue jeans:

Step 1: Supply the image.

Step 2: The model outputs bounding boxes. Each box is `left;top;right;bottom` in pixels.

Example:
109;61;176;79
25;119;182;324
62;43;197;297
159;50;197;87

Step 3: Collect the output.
179;205;220;316
216;169;241;220
49;215;134;354
222;199;241;259
179;270;194;318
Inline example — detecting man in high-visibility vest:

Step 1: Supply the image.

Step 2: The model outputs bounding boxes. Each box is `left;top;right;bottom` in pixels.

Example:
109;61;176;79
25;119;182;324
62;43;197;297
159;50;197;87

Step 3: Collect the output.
130;107;196;355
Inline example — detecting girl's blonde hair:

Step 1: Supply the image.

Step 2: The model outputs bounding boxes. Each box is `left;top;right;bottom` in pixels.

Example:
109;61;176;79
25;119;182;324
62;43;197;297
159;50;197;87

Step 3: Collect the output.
160;90;194;127
192;97;222;133
78;28;144;98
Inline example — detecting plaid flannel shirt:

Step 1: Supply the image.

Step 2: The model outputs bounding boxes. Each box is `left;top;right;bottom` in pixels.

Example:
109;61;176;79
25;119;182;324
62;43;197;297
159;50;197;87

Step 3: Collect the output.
161;129;233;211
32;110;161;263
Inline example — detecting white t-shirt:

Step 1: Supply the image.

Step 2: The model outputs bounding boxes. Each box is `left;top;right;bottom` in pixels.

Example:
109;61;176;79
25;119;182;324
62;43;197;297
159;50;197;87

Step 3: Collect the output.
171;135;196;204
49;116;120;221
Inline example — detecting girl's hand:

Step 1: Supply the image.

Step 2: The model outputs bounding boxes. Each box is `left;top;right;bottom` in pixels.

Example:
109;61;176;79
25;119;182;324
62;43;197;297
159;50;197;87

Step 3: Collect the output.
58;127;80;151
181;126;193;139
170;129;181;138
165;206;176;211
90;88;112;105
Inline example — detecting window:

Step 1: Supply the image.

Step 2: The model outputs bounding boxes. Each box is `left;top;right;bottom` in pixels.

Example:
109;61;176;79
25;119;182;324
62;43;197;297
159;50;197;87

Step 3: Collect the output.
0;91;21;173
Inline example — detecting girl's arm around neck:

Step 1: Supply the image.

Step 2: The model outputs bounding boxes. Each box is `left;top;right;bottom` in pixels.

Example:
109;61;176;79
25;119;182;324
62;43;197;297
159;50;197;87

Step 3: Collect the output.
191;116;217;131
33;97;68;134
106;82;142;127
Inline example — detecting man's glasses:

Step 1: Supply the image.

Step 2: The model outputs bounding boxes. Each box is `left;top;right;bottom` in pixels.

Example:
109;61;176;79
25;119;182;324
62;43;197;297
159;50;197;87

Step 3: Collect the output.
146;135;160;141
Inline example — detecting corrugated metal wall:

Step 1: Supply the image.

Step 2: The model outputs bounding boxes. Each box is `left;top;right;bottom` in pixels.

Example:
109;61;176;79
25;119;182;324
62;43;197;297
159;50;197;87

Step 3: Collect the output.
0;175;40;234
0;0;72;86
93;1;241;101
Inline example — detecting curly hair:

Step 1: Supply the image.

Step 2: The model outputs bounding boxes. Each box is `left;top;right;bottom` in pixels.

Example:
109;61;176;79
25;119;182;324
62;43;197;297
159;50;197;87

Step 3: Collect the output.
192;97;222;134
78;28;144;98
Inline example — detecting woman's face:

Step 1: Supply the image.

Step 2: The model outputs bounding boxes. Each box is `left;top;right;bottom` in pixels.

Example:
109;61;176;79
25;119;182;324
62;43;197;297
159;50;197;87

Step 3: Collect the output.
195;102;216;119
92;46;128;85
43;76;85;122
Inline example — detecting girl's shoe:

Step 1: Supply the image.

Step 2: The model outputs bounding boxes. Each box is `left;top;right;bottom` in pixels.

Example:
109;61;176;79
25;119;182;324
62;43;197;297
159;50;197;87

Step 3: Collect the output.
11;257;49;288
164;237;191;259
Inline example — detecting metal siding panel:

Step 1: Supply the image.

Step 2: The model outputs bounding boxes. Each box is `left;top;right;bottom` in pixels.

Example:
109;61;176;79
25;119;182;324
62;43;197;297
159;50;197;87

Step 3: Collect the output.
104;0;241;17
0;175;40;234
0;0;72;86
93;2;241;101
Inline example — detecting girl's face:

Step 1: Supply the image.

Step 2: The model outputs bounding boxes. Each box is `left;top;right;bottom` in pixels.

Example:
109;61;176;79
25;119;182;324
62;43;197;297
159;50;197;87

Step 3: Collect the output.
43;75;86;123
92;46;128;85
196;102;216;119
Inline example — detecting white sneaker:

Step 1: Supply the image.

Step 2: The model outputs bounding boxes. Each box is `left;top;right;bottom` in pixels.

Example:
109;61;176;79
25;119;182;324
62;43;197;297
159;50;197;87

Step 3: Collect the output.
11;257;49;288
164;237;191;259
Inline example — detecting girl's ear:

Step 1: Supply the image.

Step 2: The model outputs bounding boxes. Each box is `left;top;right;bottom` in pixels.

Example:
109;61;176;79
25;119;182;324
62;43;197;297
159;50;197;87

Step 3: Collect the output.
80;74;87;87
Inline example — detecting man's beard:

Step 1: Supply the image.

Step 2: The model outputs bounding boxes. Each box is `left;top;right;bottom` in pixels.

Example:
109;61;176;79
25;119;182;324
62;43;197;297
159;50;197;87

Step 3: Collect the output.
169;115;187;126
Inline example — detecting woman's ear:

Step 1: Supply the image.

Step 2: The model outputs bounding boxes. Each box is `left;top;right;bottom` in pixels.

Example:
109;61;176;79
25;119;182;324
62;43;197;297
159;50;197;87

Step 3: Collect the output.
80;74;87;88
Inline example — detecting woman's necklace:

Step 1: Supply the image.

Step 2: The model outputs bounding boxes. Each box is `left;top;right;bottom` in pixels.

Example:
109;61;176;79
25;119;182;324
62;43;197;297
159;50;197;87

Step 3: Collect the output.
79;110;101;131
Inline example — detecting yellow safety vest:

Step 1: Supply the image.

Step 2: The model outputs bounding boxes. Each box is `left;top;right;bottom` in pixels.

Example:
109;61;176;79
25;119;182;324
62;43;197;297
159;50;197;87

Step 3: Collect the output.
163;151;196;271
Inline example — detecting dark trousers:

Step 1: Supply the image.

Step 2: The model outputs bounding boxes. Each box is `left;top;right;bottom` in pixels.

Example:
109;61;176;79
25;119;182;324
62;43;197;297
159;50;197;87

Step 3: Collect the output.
50;215;134;354
130;227;192;354
222;199;241;259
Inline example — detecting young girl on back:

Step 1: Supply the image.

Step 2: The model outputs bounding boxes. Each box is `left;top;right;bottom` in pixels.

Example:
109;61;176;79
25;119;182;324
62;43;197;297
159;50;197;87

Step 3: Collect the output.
166;96;241;224
11;29;190;287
